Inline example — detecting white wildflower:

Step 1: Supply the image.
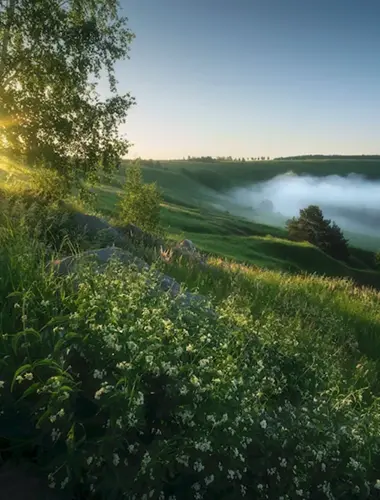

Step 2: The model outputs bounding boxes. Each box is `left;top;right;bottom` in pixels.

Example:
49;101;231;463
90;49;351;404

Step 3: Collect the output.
240;484;247;496
135;391;144;405
51;428;61;442
204;474;214;486
349;457;360;470
227;470;235;480
113;453;120;466
93;369;105;380
0;381;4;389
48;473;56;489
145;355;153;364
127;341;138;352
60;477;69;489
128;443;137;454
375;480;380;490
260;419;267;430
186;344;194;352
279;457;287;468
174;347;183;357
192;483;201;491
296;490;303;496
193;460;204;472
194;439;212;452
94;387;105;400
87;456;94;465
176;454;189;467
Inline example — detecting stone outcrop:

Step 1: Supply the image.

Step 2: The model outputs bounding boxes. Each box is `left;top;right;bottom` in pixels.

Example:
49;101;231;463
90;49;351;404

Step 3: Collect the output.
51;247;209;310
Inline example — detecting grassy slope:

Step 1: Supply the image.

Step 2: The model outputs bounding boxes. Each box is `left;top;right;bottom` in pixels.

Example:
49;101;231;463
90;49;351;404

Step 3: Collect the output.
1;155;379;287
2;192;380;498
94;159;380;289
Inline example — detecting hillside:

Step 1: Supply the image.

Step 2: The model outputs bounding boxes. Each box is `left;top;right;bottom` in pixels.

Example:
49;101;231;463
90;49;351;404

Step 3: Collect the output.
92;159;380;289
2;182;380;498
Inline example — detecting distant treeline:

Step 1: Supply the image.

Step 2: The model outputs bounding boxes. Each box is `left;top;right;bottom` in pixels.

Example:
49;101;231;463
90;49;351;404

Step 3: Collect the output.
274;155;380;160
186;156;270;162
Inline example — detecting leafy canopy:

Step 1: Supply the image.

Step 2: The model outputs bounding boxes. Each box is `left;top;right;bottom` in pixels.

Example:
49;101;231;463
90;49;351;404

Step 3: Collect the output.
0;0;135;185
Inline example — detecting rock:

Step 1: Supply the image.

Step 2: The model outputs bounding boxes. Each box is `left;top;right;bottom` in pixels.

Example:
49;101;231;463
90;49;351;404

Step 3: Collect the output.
177;239;197;253
160;274;181;296
51;247;211;311
52;247;149;276
71;211;123;243
172;239;207;267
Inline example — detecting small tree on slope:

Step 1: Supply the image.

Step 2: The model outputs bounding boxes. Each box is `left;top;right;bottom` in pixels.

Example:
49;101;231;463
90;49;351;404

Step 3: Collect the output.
287;205;350;261
118;162;162;234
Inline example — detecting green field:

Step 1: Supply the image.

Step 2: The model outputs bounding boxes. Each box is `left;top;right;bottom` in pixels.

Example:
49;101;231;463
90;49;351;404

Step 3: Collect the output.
93;159;380;289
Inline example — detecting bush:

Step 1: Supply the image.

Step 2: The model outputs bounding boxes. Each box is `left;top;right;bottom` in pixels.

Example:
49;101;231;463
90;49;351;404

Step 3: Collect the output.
287;205;350;261
118;162;162;235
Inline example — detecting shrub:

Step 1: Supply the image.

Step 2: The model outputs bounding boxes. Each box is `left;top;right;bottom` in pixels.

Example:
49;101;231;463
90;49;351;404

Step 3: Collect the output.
118;162;162;235
287;205;350;261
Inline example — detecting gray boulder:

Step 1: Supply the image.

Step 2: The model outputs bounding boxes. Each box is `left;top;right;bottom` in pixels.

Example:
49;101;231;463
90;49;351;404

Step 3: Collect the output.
51;247;211;310
177;239;197;253
71;211;123;243
52;247;149;276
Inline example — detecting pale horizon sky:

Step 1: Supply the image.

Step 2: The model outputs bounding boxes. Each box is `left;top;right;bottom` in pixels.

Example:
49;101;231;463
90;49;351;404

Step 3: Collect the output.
113;0;380;160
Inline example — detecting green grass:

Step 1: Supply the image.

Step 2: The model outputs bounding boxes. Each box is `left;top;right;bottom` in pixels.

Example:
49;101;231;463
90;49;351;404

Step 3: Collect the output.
94;159;380;290
2;195;380;498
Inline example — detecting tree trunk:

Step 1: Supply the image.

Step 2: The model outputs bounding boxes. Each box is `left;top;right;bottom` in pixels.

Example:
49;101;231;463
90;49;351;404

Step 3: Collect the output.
0;0;16;78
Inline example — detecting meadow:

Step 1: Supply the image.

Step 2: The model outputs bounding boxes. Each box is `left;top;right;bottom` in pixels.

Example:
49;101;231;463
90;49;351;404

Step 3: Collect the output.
94;159;380;289
2;158;380;498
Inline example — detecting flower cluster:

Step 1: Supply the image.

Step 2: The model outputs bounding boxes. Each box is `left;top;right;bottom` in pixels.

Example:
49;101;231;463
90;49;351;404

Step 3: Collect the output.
2;259;380;499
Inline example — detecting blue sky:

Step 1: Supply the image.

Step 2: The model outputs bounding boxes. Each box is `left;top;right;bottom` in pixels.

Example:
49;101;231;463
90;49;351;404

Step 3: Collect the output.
115;0;380;159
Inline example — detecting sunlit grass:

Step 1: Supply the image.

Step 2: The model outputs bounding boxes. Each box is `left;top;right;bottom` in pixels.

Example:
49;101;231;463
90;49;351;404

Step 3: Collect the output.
0;155;31;192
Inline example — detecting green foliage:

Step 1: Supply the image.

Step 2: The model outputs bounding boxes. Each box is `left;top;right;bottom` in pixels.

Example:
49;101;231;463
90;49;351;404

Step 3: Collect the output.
29;167;70;202
1;214;380;498
118;162;162;234
0;0;135;184
287;205;350;261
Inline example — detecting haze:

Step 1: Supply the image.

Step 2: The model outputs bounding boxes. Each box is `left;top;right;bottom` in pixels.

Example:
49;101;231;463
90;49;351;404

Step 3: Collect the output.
227;174;380;238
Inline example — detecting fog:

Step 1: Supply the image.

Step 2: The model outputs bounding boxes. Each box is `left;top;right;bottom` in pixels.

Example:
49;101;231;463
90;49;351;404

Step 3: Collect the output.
225;173;380;238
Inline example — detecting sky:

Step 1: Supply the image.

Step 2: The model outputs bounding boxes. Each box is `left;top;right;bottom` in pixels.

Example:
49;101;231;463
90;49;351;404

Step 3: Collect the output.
113;0;380;159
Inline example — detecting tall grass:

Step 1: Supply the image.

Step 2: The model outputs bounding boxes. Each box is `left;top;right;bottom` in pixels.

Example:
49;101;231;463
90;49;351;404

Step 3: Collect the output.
1;200;380;498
